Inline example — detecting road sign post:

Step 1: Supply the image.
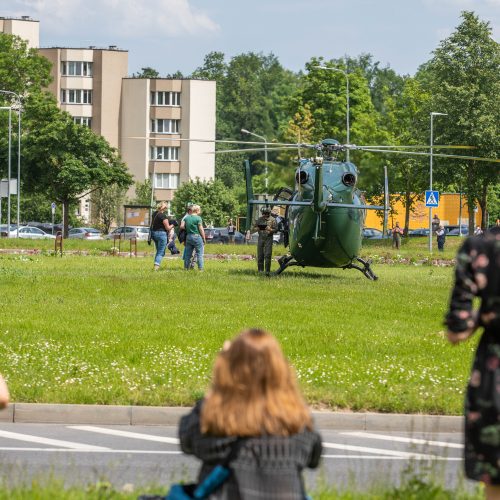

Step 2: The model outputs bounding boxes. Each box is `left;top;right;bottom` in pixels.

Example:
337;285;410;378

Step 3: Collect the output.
425;190;439;253
51;202;56;235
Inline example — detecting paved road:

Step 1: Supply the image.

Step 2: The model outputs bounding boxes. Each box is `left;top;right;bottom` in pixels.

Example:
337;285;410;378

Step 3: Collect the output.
0;423;467;492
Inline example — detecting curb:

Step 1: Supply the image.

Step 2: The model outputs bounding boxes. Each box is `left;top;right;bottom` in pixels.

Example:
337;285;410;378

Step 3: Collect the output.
0;404;462;433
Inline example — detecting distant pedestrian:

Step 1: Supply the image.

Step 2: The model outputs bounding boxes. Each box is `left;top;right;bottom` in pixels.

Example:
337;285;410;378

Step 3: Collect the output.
150;202;173;271
436;225;446;252
167;220;180;255
496;218;500;228
245;229;251;245
432;214;441;235
227;218;236;244
445;227;500;498
392;222;403;250
0;373;9;409
178;328;322;500
181;204;206;271
474;226;484;236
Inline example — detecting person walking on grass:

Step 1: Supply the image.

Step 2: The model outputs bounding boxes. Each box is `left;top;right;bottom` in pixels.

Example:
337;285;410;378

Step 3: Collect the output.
180;204;206;271
227;218;236;244
179;328;322;499
150;202;173;271
446;227;500;499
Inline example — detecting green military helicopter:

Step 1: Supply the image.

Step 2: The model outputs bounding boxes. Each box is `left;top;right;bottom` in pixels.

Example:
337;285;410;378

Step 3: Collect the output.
231;138;499;280
131;134;498;280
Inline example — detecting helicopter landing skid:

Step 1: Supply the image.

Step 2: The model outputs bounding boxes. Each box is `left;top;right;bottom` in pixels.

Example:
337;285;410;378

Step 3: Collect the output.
272;255;298;276
344;257;378;281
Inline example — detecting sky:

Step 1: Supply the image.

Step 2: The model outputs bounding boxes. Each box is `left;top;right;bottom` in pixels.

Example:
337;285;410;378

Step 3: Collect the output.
2;0;499;77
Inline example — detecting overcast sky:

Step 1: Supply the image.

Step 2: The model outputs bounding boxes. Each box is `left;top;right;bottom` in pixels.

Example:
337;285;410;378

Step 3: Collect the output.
3;0;499;76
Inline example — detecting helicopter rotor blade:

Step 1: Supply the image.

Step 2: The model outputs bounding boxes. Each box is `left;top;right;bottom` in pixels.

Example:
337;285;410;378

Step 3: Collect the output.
352;145;476;150
125;136;301;147
212;146;301;154
355;147;500;163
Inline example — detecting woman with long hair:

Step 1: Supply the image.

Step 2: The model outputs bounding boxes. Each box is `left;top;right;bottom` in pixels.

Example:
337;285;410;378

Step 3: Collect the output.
150;201;172;271
446;227;500;499
179;328;322;499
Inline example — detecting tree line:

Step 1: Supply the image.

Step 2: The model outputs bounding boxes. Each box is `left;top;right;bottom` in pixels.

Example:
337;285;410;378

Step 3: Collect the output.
0;11;497;234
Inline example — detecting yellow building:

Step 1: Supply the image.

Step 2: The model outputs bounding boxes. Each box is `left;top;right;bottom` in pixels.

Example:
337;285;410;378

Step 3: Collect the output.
365;193;482;229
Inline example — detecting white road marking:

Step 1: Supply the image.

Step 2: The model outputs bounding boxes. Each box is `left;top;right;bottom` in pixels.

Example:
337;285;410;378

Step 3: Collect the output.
69;426;180;445
341;432;464;449
0;448;462;460
0;430;110;451
321;441;438;460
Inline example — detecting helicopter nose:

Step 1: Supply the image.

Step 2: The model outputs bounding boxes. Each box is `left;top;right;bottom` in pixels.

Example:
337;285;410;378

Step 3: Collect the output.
342;173;356;187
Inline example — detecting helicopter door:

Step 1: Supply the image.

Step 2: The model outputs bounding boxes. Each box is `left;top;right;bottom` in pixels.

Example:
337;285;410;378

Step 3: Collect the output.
273;187;295;247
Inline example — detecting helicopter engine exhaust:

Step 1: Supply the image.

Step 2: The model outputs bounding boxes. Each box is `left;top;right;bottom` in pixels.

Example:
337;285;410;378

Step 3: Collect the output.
342;173;356;187
295;170;309;184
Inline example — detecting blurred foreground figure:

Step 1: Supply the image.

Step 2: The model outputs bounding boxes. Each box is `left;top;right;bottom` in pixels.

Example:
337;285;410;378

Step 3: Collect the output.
0;373;9;409
445;228;500;500
179;328;322;499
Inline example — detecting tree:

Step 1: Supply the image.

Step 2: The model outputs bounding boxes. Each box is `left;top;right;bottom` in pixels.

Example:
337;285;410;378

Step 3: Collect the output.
132;67;160;78
171;179;238;227
23;97;133;236
131;179;155;206
90;184;127;233
383;77;431;233
423;11;500;231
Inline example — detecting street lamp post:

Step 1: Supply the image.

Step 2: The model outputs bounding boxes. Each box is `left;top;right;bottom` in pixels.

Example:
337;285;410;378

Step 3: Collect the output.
313;65;350;161
241;128;268;196
429;111;447;253
0;91;22;238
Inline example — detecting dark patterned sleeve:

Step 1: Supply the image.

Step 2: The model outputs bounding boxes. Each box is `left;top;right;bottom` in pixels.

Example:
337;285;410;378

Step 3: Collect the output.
445;238;488;333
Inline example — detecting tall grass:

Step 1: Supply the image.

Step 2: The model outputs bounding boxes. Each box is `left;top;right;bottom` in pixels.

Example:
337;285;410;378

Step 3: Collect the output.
0;247;473;413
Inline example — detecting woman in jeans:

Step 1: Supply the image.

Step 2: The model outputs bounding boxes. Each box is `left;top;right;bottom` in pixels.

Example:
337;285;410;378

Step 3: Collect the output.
150;201;172;271
180;204;206;270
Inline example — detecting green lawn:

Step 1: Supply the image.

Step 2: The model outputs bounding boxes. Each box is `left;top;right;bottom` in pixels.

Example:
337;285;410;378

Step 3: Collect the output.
0;237;474;414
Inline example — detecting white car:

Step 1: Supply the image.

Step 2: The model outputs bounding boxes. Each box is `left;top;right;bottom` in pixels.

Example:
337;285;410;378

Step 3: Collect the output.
9;226;56;239
106;226;149;241
68;227;103;240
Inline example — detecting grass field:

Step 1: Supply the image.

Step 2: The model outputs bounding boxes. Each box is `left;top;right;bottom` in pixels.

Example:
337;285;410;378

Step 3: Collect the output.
0;237;475;414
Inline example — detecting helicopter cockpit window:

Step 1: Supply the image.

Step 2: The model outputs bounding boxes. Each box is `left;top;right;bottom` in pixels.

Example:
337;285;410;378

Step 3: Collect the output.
295;170;309;185
342;173;357;187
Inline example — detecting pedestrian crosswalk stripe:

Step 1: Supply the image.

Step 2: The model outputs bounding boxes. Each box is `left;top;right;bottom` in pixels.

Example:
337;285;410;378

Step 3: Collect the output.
321;441;437;459
341;432;463;449
69;425;180;444
0;429;110;451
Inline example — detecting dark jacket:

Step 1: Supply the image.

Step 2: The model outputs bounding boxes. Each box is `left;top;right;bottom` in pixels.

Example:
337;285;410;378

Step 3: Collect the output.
179;400;322;500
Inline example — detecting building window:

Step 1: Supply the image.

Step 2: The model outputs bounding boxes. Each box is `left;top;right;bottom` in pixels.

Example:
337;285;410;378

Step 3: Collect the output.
61;61;93;77
150;119;179;134
150;146;179;161
150;91;181;106
73;117;92;127
154;173;179;189
60;89;93;104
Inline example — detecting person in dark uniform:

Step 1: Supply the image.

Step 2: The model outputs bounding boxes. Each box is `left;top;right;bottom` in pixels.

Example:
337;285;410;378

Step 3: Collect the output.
253;207;277;275
445;227;500;497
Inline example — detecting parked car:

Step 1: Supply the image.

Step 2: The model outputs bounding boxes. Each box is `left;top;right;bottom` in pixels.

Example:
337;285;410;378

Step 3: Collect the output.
68;227;103;240
446;225;469;236
26;222;65;234
362;228;383;239
249;232;281;245
106;226;142;240
0;224;19;237
8;226;56;239
408;228;430;237
131;226;150;241
205;227;245;244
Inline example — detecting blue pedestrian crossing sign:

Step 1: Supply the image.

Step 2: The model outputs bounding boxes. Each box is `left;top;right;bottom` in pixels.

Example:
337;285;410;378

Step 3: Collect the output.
425;190;439;207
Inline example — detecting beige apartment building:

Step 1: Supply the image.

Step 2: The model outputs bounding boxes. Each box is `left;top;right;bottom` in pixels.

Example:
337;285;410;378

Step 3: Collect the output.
0;16;39;48
2;16;216;221
121;78;216;203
